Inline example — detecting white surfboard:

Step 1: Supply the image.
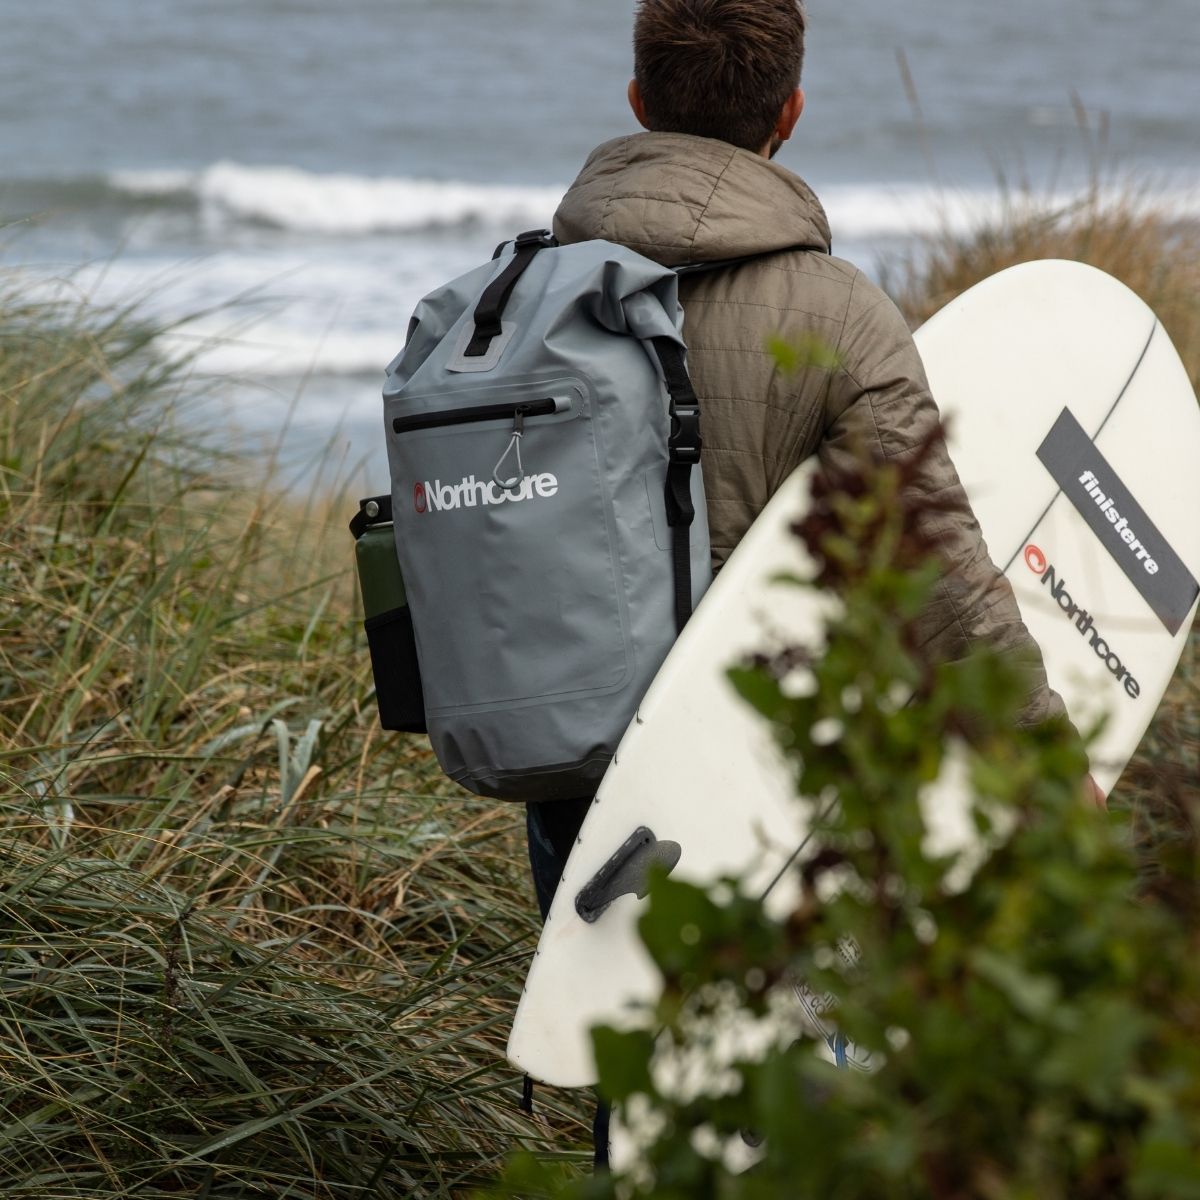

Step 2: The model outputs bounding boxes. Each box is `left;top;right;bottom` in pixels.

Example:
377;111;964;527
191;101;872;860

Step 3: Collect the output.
507;260;1200;1090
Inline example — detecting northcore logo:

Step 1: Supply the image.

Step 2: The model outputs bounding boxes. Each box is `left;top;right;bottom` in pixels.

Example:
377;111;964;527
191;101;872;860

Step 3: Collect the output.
414;473;559;514
1077;470;1159;575
1025;544;1140;700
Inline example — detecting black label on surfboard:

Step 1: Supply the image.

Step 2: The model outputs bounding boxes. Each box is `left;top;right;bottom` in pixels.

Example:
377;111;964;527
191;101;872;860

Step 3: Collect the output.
1036;408;1199;636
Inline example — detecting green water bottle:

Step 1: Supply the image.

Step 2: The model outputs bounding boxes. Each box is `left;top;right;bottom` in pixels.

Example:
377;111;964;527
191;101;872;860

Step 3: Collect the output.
350;495;426;733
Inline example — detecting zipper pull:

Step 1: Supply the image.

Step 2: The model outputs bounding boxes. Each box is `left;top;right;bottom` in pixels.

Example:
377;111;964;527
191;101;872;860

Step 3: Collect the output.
492;406;528;489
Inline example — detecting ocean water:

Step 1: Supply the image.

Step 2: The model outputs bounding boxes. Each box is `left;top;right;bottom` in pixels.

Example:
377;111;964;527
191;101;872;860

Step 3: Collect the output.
4;0;1198;482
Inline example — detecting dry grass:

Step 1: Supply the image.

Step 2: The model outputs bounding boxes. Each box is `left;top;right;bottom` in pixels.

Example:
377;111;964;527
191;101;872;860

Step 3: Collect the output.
889;183;1200;394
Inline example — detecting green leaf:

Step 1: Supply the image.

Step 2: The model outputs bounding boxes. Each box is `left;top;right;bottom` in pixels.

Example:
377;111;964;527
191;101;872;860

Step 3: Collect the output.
765;331;844;373
969;950;1062;1022
1133;1137;1200;1199
592;1027;656;1102
727;664;787;722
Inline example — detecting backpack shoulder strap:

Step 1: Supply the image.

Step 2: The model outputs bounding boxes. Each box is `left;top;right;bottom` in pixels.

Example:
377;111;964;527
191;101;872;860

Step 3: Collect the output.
648;336;702;635
656;242;827;629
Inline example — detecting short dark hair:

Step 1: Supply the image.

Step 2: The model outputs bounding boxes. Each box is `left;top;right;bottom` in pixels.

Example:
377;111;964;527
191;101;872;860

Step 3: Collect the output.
633;0;806;153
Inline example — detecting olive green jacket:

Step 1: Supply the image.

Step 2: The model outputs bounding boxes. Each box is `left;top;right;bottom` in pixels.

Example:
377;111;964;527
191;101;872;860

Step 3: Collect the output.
555;132;1065;725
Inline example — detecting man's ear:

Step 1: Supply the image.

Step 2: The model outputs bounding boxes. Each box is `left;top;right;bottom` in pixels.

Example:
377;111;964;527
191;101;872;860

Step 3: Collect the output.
628;79;651;130
774;87;805;144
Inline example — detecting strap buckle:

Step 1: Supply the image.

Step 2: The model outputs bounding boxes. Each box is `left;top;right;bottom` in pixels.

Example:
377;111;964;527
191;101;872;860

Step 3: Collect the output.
491;229;557;259
668;404;702;464
514;228;556;249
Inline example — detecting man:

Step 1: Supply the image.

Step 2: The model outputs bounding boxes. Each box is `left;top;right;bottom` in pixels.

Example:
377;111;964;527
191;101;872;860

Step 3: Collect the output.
556;0;1063;681
526;0;1097;1163
532;0;1087;894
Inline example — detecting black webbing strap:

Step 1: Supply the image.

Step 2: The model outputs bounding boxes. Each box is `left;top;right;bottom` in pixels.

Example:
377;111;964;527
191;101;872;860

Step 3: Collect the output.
520;1074;535;1114
464;229;557;357
651;337;702;635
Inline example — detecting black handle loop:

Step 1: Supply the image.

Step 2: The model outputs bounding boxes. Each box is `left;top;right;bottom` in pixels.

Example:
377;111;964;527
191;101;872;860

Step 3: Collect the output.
465;229;557;358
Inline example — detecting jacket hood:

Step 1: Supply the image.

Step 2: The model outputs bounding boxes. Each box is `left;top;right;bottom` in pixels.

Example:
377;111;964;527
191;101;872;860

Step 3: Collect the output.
553;132;832;265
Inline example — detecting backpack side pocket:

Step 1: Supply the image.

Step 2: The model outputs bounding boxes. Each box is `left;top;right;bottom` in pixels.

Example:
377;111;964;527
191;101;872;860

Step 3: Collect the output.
352;497;427;734
363;604;426;733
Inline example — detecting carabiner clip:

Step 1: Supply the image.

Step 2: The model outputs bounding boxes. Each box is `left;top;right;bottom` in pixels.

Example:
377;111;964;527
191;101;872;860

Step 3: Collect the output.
492;406;527;489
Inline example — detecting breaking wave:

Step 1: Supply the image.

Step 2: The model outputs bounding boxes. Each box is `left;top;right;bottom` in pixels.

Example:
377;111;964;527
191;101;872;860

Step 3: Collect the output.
107;162;567;235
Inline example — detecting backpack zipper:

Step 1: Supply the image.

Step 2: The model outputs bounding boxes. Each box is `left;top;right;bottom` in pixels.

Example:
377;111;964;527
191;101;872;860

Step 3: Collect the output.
392;398;558;435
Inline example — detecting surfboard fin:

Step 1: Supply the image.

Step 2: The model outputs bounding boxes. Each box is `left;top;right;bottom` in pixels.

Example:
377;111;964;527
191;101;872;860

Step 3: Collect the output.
575;827;682;923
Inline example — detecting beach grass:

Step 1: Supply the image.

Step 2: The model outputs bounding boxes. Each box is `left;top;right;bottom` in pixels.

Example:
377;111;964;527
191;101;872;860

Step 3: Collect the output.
0;183;1196;1194
888;180;1200;391
0;284;591;1196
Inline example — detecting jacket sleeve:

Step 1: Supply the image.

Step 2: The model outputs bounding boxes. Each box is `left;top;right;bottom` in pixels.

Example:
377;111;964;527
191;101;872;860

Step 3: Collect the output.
819;272;1068;727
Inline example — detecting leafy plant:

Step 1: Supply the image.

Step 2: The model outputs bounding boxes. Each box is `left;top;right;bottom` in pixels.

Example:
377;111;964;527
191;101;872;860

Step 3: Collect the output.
489;434;1200;1199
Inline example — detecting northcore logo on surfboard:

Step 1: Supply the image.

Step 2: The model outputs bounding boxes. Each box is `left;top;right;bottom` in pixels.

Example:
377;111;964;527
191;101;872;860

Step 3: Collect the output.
1024;544;1141;700
414;473;559;514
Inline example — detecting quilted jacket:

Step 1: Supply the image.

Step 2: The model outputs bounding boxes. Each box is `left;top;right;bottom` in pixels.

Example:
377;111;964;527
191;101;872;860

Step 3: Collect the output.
554;132;1066;725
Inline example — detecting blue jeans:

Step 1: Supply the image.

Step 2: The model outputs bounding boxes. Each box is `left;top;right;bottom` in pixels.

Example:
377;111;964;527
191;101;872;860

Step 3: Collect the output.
525;797;610;1169
525;795;592;920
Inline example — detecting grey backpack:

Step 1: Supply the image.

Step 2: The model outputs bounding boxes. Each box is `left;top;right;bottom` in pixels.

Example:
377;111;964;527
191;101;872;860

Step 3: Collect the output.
373;230;712;802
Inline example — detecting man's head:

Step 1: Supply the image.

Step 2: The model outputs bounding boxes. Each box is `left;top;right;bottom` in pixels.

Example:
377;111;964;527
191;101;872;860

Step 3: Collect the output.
629;0;806;158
